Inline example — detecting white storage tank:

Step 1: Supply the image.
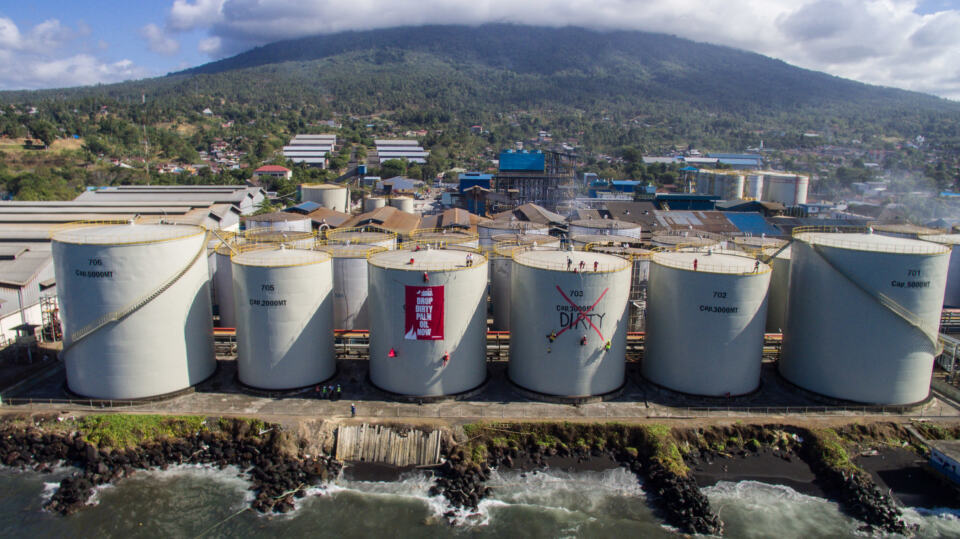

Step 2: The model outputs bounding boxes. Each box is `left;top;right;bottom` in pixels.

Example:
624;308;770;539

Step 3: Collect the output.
731;236;786;253
368;249;488;396
388;196;415;213
52;223;216;400
643;251;770;396
763;245;791;333
302;183;349;213
214;243;238;327
316;244;386;329
509;250;631;397
697;172;745;200
363;196;387;212
478;220;549;247
589;245;655;331
244;229;316;250
569;219;642;239
780;232;949;405
763;173;809;205
651;234;720;250
244;212;312;233
232;248;335;390
745;174;764;200
571;234;641;250
919;234;960;307
409;228;479;249
490;233;561;249
326;227;397;249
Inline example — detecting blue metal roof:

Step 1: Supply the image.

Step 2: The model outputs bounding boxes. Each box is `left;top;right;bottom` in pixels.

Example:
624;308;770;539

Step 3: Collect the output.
717;158;761;166
459;172;493;181
723;212;781;236
289;201;321;212
499;150;545;172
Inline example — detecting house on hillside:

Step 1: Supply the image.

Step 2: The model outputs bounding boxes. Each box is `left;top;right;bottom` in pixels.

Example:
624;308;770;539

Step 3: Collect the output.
253;165;293;182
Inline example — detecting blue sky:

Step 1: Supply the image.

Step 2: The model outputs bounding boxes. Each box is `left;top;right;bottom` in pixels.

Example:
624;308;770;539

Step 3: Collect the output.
2;1;960;99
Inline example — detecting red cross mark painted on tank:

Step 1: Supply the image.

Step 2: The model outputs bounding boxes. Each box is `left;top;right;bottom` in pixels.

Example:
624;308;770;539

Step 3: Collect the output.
555;286;608;340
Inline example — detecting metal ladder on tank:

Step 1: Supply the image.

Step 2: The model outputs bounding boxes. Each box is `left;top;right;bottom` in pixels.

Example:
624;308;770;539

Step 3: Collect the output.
59;231;210;359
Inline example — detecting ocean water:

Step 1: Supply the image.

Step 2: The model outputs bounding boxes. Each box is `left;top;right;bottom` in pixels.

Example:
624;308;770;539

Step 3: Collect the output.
1;466;959;538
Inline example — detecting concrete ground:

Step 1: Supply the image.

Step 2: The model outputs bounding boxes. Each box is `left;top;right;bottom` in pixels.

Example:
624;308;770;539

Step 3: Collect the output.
3;357;959;422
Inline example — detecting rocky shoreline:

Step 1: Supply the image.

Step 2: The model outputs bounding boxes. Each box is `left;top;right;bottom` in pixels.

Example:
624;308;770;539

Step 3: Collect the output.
0;414;956;537
0;414;340;515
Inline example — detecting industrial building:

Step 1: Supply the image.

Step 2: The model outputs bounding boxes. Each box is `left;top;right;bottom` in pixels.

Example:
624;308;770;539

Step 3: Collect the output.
0;245;55;344
374;140;429;164
493;150;576;211
74;185;266;216
283;134;336;168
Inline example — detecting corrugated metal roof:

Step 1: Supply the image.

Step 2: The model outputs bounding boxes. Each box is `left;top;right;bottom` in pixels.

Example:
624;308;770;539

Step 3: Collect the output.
306;207;352;227
603;201;659;229
286;201;323;214
654;210;738;233
499;151;545;172
0;247;51;287
722;212;783;237
245;211;310;223
341;206;421;235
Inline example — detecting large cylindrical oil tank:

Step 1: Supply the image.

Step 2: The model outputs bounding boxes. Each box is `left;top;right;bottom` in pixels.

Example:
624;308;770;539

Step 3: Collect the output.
763;173;809;205
509;250;631;397
643;251;770;396
489;243;532;331
731;236;786;253
326;228;397;249
919;234;960;307
389;196;415;213
409;229;479;249
244;212;312;233
569;219;642;239
368;249;488;396
763;245;792;333
478;220;549;247
214;244;237;327
590;245;654;331
651;234;720;250
363;196;387;212
745;174;764;199
491;233;561;249
316;244;386;329
232;248;335;390
872;223;943;240
780;232;949;404
52;224;215;399
244;229;316;249
301;183;349;213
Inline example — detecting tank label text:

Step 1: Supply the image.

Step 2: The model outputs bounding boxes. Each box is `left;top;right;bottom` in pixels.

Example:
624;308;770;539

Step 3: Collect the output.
74;269;114;278
699;305;739;314
405;285;444;340
890;280;930;289
249;298;287;307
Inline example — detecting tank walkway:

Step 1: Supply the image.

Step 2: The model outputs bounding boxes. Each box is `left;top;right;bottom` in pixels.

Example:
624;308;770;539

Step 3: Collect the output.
3;356;958;423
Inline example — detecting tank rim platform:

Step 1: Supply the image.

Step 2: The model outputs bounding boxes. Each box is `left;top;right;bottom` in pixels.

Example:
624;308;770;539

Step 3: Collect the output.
508;378;625;404
366;371;490;403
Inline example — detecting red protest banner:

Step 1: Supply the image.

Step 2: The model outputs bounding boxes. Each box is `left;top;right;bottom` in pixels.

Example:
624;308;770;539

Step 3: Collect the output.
405;285;444;340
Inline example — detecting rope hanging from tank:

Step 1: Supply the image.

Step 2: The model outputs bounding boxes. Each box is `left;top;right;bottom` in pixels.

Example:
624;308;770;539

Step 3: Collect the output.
60;231;211;360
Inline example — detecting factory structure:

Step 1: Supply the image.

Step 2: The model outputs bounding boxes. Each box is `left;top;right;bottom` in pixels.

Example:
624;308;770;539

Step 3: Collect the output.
283;134;337;168
5;158;960;408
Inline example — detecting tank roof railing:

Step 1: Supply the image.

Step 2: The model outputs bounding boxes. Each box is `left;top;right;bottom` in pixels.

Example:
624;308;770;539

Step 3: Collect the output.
511;251;632;274
585;242;654;260
327;226;398;239
48;218;147;238
652;249;772;276
793;227;951;255
367;249;487;271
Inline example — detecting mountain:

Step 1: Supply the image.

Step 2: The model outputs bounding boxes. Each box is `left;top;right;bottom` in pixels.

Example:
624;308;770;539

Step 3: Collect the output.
2;24;960;154
174;24;957;113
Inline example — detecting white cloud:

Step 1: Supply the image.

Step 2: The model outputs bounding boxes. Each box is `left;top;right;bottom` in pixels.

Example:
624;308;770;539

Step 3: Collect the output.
140;23;181;55
198;36;222;55
161;0;960;100
0;17;148;90
169;0;225;31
